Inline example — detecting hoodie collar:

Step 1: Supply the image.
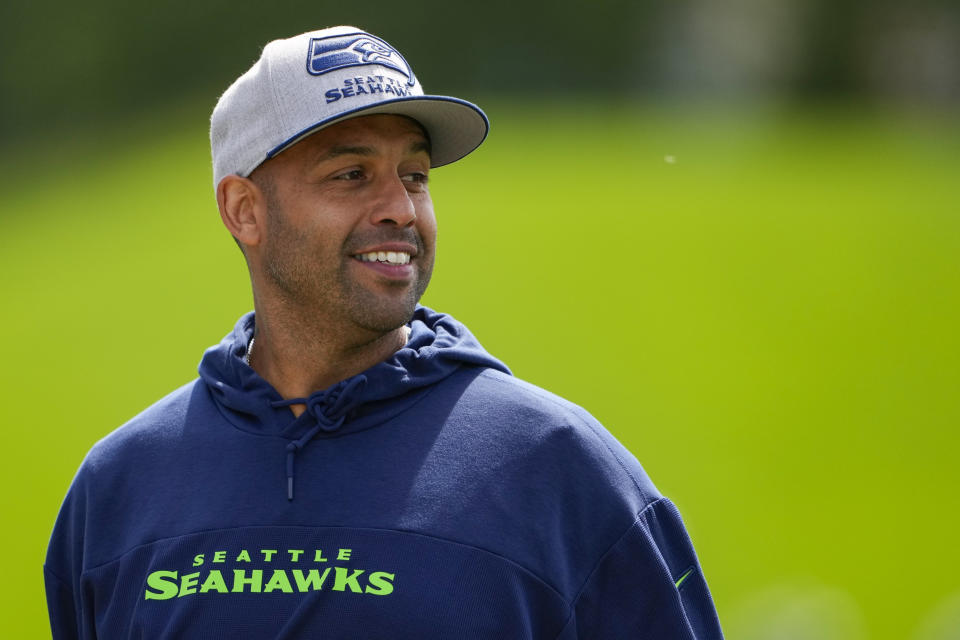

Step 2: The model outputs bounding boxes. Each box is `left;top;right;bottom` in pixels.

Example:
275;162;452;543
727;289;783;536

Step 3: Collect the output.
199;305;510;439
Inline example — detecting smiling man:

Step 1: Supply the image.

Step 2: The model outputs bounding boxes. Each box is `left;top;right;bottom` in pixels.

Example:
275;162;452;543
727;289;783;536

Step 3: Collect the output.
224;115;438;403
44;27;723;639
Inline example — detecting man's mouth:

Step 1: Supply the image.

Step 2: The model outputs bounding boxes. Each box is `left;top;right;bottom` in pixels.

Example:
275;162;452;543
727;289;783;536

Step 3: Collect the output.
354;251;412;266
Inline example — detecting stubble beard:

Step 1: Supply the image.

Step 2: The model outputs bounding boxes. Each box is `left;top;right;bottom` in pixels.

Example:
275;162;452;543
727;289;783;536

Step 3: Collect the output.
262;202;433;336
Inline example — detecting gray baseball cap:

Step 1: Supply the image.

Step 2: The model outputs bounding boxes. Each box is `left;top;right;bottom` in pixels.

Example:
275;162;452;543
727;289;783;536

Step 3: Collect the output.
210;26;489;191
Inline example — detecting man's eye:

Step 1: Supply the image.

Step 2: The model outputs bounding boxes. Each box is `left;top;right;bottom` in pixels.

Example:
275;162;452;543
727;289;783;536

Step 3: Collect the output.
337;169;365;180
402;172;429;184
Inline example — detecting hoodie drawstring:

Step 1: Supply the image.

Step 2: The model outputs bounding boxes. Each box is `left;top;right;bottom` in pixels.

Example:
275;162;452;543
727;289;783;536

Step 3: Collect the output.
271;375;368;500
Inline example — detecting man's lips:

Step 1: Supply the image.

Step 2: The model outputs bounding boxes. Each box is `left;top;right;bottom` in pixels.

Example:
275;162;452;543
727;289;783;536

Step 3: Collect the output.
351;243;418;267
350;243;418;280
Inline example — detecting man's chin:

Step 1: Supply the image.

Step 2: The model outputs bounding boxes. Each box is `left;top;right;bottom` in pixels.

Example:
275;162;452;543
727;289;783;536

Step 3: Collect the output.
347;295;421;335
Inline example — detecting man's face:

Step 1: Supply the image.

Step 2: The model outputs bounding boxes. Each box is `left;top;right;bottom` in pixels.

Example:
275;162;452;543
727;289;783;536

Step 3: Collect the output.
253;114;436;334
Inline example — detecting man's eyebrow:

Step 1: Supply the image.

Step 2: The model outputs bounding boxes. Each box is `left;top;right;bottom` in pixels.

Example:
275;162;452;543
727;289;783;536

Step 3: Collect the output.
320;145;376;161
409;139;432;157
315;140;431;162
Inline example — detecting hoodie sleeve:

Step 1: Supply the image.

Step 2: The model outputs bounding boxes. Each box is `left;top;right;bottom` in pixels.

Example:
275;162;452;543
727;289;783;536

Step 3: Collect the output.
44;565;81;640
559;498;723;639
44;467;93;640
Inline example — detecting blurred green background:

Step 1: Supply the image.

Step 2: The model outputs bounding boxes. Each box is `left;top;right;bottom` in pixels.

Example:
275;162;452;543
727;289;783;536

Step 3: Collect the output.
2;1;958;638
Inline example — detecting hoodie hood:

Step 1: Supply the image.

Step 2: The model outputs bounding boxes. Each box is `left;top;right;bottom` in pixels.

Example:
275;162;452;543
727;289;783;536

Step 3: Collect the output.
198;306;510;499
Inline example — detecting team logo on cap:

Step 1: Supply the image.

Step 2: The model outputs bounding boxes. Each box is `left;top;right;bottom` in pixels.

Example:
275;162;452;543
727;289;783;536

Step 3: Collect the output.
306;33;416;87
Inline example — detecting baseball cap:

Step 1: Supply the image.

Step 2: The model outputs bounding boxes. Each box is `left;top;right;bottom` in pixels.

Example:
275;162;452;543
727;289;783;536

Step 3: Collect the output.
210;26;489;191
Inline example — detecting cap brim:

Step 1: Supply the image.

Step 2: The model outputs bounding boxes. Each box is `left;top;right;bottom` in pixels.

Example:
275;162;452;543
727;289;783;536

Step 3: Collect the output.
264;95;489;169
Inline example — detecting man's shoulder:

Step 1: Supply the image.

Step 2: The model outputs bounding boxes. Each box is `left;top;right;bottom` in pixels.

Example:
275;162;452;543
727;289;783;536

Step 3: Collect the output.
454;367;660;506
469;367;597;422
82;379;206;474
465;367;627;443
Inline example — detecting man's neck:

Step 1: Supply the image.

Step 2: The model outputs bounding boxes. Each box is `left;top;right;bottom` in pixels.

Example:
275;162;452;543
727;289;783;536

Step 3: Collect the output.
247;306;409;417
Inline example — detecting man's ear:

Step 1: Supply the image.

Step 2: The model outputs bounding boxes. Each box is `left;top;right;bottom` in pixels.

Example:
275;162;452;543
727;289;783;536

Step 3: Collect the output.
217;175;267;248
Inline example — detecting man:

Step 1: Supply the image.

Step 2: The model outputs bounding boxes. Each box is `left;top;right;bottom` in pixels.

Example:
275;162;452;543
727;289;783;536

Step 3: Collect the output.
45;26;723;639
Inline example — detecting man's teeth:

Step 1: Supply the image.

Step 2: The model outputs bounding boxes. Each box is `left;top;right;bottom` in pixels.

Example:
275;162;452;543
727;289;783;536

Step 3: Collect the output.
356;251;411;265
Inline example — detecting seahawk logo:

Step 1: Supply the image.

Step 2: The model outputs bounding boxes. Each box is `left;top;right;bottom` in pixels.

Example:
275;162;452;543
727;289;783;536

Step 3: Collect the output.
306;33;416;87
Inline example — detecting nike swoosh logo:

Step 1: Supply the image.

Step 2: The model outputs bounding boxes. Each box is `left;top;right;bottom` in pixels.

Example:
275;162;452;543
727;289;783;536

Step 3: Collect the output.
674;567;695;589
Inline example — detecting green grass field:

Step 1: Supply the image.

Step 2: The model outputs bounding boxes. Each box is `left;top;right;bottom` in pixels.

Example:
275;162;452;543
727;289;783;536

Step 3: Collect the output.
2;101;958;638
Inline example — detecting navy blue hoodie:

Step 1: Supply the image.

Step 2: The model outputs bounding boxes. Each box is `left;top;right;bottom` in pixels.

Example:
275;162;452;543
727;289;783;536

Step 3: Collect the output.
44;306;723;638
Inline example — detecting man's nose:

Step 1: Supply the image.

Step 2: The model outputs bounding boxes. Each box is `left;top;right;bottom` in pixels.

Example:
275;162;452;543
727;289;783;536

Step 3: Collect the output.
369;174;417;227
